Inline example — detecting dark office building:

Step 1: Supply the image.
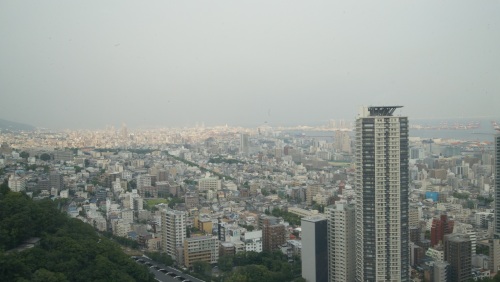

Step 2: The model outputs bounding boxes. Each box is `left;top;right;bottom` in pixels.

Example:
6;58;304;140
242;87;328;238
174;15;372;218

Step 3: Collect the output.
444;233;471;282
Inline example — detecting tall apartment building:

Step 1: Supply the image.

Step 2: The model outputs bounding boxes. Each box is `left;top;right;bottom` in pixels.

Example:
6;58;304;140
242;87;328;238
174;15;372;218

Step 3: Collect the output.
301;215;328;282
444;233;472;282
183;236;219;267
492;133;500;273
355;106;409;281
161;208;187;261
240;133;249;156
326;202;356;282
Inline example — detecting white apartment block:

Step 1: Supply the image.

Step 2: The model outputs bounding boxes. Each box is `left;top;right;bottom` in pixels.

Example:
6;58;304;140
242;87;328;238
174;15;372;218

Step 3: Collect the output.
8;174;26;192
161;208;187;261
198;177;221;191
241;230;263;253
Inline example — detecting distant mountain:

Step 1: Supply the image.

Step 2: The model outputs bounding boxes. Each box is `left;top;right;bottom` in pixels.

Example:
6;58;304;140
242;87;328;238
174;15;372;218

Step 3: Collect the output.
0;118;35;131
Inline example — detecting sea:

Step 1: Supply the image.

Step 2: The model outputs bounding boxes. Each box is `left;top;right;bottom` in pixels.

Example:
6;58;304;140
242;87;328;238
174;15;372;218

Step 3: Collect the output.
284;118;499;143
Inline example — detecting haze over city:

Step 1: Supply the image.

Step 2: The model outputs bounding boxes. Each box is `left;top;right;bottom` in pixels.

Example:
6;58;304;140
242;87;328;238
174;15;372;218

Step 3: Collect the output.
1;0;499;129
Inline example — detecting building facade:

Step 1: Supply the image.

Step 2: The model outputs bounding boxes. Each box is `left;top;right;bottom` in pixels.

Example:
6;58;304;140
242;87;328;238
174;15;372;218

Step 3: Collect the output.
431;214;454;247
242;230;263;253
326;202;356;282
262;221;286;252
161;208;187;261
8;174;26;192
444;233;471;282
183;236;219;267
198;177;221;191
301;215;328;282
355;106;409;281
240;133;249;156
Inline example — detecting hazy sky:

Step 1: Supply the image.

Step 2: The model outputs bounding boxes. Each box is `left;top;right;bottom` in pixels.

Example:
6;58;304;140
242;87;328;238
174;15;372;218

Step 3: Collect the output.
1;1;499;129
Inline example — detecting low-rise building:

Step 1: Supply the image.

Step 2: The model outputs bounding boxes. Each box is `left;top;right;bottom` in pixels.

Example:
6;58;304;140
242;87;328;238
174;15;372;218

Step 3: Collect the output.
184;236;219;267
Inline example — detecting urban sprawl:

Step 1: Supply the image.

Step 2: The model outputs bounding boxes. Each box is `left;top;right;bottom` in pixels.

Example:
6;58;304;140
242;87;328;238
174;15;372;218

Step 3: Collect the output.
2;106;499;282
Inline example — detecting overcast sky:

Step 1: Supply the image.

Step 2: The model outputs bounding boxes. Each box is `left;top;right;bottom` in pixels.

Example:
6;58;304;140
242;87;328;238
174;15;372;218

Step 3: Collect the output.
1;1;499;129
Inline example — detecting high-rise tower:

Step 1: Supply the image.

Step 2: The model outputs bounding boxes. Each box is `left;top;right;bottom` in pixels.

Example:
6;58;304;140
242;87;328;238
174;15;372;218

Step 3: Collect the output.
240;133;249;156
492;133;500;273
495;133;500;238
355;106;409;281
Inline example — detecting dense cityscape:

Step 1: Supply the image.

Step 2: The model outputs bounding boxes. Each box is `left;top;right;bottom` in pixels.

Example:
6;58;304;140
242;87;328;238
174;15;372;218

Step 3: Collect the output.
1;106;499;282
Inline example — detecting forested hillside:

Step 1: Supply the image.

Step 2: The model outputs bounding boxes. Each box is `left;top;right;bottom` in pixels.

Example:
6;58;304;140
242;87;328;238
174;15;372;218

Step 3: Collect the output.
0;182;155;282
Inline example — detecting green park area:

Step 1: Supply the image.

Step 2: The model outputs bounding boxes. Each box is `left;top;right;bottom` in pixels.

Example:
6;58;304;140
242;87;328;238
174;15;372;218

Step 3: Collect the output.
328;161;351;167
144;198;169;209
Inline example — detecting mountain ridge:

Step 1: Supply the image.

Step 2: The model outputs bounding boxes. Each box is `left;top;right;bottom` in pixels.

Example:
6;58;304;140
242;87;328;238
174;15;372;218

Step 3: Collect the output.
0;118;35;131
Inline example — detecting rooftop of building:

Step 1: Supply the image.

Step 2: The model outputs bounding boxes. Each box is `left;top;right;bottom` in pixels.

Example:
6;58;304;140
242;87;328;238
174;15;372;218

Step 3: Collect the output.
186;236;214;242
302;215;327;222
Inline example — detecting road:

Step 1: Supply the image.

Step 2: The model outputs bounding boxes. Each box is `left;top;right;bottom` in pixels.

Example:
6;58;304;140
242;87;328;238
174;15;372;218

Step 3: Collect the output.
132;256;204;282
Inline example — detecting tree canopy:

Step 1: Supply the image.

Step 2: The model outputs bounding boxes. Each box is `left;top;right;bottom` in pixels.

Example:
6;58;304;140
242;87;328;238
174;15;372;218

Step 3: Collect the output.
40;153;51;161
222;251;302;282
0;185;155;282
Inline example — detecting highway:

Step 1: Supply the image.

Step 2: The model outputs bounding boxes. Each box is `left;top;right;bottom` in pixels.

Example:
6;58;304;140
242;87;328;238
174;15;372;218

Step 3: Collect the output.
132;256;204;282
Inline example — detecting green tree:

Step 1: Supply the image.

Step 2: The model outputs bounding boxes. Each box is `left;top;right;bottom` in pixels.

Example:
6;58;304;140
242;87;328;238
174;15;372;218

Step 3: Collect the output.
192;260;211;275
144;252;173;266
20;151;29;159
40;153;51;161
218;255;234;272
0;180;10;196
271;209;302;226
32;268;67;282
168;196;185;208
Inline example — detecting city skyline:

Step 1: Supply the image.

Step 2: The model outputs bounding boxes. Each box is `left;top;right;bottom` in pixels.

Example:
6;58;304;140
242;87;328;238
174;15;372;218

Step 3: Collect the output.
1;105;498;281
1;0;499;129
